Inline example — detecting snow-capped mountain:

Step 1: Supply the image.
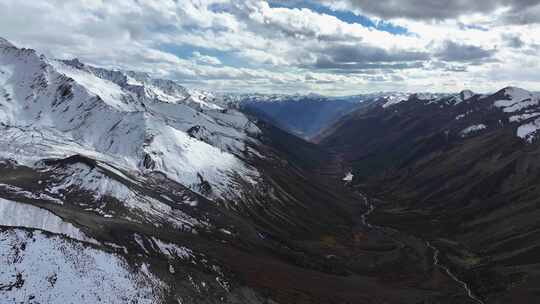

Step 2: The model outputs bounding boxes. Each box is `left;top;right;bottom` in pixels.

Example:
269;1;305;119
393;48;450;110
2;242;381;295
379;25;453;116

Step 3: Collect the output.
0;38;370;303
0;37;266;302
222;91;409;105
376;86;540;143
0;40;261;201
492;86;540;142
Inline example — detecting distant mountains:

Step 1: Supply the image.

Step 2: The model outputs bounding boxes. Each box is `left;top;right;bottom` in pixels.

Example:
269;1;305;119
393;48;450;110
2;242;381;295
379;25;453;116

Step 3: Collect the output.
222;92;410;140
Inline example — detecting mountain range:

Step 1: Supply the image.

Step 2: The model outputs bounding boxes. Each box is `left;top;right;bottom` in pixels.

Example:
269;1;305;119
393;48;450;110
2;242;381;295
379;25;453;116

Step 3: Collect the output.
1;37;539;304
319;86;540;303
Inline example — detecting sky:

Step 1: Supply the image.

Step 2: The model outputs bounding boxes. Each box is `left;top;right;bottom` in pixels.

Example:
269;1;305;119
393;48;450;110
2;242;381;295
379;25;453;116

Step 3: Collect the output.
1;0;540;95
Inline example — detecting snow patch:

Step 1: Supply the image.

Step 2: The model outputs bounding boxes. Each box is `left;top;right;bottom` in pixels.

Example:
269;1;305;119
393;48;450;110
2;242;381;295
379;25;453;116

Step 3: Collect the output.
509;112;540;123
152;237;194;260
51;61;136;112
0;198;96;244
461;124;487;136
0;183;63;205
48;162;205;230
455;113;466;120
342;172;354;182
219;228;233;235
517;117;540;143
0;229;164;303
381;93;410;108
494;87;540;113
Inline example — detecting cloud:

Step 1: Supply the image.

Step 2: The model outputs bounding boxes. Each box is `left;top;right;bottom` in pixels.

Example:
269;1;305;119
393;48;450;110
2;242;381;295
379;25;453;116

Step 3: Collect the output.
313;59;424;72
310;44;427;71
191;51;222;65
501;33;525;48
500;3;540;24
323;44;427;63
324;0;540;23
0;0;539;94
435;41;497;62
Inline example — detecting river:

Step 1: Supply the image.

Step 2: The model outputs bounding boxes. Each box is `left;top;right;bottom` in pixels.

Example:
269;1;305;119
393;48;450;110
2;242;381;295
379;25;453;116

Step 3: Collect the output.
358;192;485;304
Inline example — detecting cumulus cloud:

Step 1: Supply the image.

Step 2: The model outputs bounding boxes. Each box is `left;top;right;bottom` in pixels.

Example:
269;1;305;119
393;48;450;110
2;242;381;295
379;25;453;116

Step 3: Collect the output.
320;44;427;63
191;51;222;65
500;4;540;24
435;41;497;62
0;0;539;94
309;44;428;71
323;0;540;23
501;33;525;48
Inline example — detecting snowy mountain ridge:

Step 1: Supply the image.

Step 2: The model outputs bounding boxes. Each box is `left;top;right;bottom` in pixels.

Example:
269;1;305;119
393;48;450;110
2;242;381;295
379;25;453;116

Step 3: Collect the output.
222;91;412;106
58;58;224;111
375;85;540;143
0;38;261;201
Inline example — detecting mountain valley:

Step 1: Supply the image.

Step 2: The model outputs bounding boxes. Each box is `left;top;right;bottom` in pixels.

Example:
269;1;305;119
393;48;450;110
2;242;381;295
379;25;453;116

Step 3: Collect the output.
0;37;539;304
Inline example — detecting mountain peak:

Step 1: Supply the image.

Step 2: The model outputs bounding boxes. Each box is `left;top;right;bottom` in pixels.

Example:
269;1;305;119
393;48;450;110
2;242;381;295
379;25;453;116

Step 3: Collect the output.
447;89;476;104
498;86;531;97
0;44;260;200
459;89;474;99
61;58;86;69
0;37;15;48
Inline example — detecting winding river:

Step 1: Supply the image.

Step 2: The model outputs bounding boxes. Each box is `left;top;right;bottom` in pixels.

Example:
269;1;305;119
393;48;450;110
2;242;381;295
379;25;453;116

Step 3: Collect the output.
358;192;485;304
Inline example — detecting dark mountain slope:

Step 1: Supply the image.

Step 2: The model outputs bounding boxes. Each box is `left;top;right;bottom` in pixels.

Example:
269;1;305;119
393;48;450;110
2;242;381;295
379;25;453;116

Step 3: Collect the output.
320;88;540;303
1;120;473;304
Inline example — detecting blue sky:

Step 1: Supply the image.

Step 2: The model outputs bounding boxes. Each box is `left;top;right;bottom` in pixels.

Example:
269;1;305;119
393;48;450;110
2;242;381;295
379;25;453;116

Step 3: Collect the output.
159;44;242;67
1;0;539;95
267;0;410;35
